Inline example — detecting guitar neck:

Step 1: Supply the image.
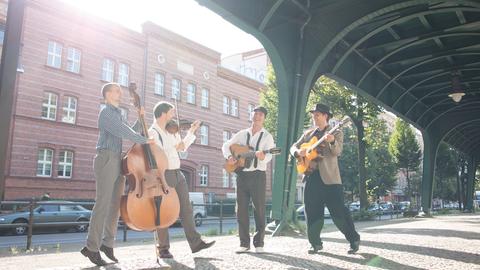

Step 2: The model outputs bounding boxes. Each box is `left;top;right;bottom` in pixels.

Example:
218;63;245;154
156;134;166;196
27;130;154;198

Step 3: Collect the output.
309;124;342;149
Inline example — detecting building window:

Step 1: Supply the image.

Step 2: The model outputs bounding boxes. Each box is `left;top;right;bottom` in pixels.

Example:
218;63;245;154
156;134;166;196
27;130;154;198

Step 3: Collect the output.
231;98;239;117
200;125;209;145
223;96;230;114
186;83;196;104
118;63;129;87
58;150;73;178
231;173;237;187
201;88;209;108
42;92;58;120
102;58;115;82
200;165;209;186
66;47;81;73
172;79;181;100
154;73;165;96
47;41;62;68
248;104;255;122
223;130;231;143
222;169;229;188
62;96;77;124
37;148;53;177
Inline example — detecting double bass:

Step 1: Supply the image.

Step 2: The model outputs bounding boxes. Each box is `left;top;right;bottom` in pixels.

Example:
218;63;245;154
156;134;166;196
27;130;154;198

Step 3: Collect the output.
120;83;180;231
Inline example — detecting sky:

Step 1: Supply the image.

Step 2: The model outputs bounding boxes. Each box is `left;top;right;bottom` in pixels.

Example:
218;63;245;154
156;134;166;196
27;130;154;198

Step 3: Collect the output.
61;0;263;57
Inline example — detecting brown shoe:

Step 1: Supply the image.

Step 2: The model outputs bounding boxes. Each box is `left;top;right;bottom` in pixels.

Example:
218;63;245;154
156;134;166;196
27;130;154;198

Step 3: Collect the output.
80;247;107;266
158;249;173;259
100;244;118;263
192;240;215;253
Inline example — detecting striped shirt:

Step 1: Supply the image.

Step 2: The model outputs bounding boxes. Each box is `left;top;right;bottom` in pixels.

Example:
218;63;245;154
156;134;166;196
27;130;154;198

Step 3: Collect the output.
96;103;147;153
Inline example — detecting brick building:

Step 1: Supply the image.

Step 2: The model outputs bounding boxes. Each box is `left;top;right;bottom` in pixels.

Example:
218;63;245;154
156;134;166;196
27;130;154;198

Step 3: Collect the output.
2;0;271;201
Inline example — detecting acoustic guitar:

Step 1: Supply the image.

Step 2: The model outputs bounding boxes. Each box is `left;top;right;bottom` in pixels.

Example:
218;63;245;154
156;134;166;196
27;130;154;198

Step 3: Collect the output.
224;144;281;173
296;116;351;174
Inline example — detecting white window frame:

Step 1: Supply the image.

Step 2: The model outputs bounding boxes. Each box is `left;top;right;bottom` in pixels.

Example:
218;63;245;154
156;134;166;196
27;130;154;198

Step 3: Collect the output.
47;41;62;68
200;125;209;145
231;98;239;117
201;88;209;108
223;130;231;143
37;148;53;177
62;96;77;124
42;92;58;121
58;150;73;178
66;47;81;73
154;73;165;96
187;83;196;104
223;96;230;114
231;173;237;187
102;58;115;82
199;165;209;186
171;78;181;100
248;104;255;122
222;169;229;188
118;63;129;87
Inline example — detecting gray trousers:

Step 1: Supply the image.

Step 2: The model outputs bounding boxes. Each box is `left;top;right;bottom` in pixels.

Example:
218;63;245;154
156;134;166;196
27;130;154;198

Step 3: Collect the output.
236;170;266;248
86;149;124;251
155;169;202;252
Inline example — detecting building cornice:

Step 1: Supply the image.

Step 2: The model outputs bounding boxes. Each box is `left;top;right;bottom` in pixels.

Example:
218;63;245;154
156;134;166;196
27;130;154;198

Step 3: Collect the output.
217;66;265;91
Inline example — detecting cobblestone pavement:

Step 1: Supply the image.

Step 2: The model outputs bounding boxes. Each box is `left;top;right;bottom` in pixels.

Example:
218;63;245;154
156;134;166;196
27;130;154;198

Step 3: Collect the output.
1;214;479;270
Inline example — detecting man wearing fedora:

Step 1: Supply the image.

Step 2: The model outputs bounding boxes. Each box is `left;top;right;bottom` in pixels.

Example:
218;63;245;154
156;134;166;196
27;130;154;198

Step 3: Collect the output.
222;106;275;254
290;103;360;254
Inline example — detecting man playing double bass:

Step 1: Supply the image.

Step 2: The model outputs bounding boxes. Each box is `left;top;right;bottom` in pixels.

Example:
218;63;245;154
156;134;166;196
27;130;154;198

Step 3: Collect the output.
81;83;155;266
148;101;215;261
222;106;275;253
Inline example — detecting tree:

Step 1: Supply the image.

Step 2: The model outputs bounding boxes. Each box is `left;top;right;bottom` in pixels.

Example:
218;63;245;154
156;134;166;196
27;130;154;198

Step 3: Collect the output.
339;126;359;200
364;118;396;199
433;143;458;201
388;119;422;203
260;66;279;139
310;77;382;209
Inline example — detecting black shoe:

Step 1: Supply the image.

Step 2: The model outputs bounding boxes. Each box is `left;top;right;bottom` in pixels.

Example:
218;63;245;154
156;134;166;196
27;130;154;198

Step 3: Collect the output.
158;249;174;259
348;240;360;254
80;247;107;266
308;243;323;254
100;244;118;263
192;240;216;253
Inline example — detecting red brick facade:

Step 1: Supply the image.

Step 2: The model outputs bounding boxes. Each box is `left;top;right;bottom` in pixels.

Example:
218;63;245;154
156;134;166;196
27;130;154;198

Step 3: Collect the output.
3;0;271;201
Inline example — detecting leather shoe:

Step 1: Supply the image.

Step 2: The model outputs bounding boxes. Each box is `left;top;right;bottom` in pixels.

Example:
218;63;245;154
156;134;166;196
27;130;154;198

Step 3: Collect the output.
348;240;360;254
308;243;323;254
80;247;107;266
191;240;215;253
158;249;173;259
100;244;118;263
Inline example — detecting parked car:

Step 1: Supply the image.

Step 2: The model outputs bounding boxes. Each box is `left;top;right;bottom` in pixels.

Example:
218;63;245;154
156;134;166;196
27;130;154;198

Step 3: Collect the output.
296;205;330;220
349;201;360;212
173;192;206;227
0;201;91;235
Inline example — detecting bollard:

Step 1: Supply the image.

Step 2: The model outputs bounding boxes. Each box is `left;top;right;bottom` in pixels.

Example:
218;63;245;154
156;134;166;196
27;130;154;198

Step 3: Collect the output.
219;201;223;235
123;222;127;242
26;198;35;250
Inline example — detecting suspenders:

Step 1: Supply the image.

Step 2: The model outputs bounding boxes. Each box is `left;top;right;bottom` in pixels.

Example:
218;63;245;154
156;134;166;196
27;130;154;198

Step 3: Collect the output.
246;131;264;169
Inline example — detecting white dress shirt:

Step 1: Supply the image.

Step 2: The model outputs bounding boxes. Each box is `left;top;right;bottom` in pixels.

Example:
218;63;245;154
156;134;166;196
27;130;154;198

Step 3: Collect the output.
148;122;196;170
222;127;275;172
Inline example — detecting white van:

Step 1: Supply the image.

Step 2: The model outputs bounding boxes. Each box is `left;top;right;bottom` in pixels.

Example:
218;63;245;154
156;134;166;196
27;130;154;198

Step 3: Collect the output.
173;192;206;227
189;192;207;226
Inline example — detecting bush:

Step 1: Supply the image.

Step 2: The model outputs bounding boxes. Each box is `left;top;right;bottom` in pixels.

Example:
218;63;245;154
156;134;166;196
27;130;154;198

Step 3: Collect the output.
351;209;376;221
403;210;419;217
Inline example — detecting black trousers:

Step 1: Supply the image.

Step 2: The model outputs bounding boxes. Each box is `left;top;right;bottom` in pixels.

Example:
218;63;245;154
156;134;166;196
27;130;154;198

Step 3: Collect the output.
303;170;360;247
236;170;266;248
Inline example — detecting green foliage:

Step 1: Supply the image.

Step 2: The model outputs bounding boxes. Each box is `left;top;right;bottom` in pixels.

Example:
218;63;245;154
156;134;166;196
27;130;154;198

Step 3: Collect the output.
260;65;279;139
433;143;458;201
339;126;359;197
388;118;422;201
351;209;376;221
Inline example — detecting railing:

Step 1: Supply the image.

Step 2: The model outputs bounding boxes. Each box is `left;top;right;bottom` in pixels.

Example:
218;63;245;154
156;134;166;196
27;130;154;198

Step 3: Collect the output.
1;200;409;250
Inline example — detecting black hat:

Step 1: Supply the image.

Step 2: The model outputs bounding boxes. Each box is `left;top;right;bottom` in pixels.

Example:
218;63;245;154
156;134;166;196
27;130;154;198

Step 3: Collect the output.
309;103;332;117
253;106;268;116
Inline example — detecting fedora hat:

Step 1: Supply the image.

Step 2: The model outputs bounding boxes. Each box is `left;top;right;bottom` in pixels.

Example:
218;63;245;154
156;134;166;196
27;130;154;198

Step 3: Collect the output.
309;103;332;117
